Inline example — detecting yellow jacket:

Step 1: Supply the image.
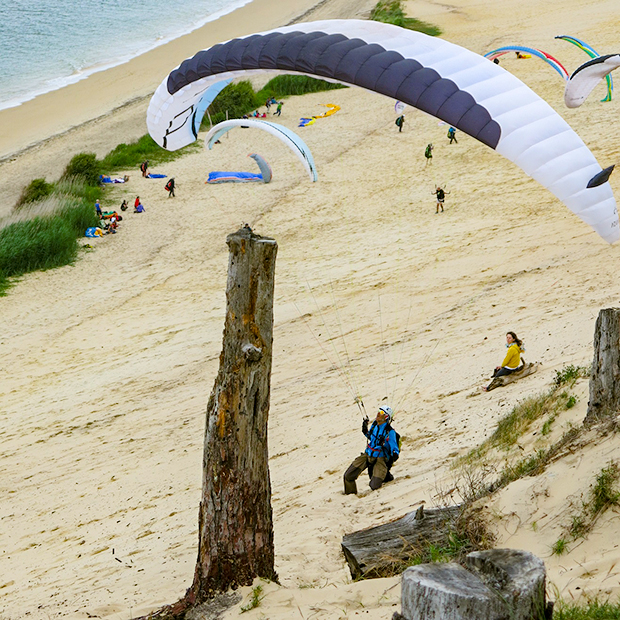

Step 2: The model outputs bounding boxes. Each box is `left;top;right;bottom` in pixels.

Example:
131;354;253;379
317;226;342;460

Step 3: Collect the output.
501;343;522;369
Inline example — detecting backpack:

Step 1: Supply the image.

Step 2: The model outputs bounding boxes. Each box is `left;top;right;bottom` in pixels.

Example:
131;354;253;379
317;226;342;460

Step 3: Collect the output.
165;180;172;191
447;127;455;138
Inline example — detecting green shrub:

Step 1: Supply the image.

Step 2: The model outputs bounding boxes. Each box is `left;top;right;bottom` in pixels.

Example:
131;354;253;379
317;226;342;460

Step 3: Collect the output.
205;80;258;126
554;364;588;387
62;153;101;187
591;462;620;514
0;217;78;278
15;178;54;209
370;0;442;35
256;75;346;100
99;134;195;172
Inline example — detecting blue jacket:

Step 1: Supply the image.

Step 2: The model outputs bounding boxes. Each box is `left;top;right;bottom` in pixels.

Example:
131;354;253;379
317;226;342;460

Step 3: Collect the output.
364;421;400;461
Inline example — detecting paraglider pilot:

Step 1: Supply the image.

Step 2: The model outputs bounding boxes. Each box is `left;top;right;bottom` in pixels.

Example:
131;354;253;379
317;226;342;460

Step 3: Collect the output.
343;406;399;494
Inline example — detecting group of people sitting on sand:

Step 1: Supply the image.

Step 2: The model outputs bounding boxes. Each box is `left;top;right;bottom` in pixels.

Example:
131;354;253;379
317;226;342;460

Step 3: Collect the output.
92;195;147;236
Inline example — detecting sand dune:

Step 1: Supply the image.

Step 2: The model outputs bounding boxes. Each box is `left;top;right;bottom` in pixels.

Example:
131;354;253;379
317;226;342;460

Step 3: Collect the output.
2;0;620;618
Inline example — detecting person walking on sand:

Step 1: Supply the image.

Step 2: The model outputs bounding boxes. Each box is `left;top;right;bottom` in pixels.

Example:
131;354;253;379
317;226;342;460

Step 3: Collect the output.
395;114;405;132
433;185;449;213
482;331;525;391
447;126;458;144
140;160;149;178
425;143;433;165
95;199;102;219
165;177;175;198
343;406;399;494
274;101;283;116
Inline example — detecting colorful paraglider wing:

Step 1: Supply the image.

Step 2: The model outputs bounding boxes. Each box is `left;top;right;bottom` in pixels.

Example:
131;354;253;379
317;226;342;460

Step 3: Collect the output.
556;35;613;102
484;46;569;79
204;118;317;181
249;153;272;183
147;19;618;242
564;54;620;108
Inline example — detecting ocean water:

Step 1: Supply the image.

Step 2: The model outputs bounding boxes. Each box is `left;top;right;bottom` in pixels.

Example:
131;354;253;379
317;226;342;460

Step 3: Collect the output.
0;0;252;111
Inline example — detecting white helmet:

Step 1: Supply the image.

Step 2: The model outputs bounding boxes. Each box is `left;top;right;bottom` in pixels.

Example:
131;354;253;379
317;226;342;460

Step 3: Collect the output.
378;405;393;422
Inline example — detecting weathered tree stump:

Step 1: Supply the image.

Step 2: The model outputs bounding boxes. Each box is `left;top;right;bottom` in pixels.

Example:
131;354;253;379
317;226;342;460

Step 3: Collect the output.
139;229;279;620
341;505;462;579
186;227;279;603
586;308;620;424
399;549;550;620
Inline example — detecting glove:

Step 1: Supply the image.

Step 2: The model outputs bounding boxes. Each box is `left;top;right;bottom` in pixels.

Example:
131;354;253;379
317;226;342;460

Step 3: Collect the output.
362;417;369;435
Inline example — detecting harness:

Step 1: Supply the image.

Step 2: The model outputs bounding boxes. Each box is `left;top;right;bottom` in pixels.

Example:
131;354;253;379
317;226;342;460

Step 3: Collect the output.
366;421;394;459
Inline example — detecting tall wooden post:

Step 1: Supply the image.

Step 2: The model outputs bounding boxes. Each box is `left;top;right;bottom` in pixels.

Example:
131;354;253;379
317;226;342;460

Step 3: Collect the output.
187;227;278;602
586;308;620;424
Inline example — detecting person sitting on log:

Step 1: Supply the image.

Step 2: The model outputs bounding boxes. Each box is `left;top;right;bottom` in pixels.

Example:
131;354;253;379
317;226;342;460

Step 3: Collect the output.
343;406;400;494
483;331;525;391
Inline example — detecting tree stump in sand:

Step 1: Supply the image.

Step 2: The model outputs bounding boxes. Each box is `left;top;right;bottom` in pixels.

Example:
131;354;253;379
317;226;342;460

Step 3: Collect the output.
398;549;551;620
187;227;279;603
586;308;620;423
136;228;278;619
341;504;462;579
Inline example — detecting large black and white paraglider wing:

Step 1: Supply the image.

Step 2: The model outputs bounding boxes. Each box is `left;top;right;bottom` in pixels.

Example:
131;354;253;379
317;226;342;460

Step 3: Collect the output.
565;54;620;109
147;19;619;243
205;118;317;181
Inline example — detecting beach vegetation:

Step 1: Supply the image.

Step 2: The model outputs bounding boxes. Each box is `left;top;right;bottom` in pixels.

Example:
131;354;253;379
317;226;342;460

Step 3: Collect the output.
99;134;196;172
201;76;346;128
256;74;346;100
240;584;265;613
551;461;620;554
554;598;620;619
456;386;577;466
205;79;258;126
554;364;589;387
551;537;568;556
370;0;442;36
15;178;54;209
0;200;97;290
61;152;102;186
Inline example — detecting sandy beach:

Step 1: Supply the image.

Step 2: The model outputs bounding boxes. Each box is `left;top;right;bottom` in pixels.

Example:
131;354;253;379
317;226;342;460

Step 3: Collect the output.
2;0;620;619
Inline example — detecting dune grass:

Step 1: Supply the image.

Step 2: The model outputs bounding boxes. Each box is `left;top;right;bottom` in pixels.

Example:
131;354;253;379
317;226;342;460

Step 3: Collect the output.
370;0;442;36
554;599;620;619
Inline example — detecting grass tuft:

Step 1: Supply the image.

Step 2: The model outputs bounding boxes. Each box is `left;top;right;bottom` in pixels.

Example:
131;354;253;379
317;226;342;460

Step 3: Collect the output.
554;598;620;619
240;585;265;613
554;364;589;387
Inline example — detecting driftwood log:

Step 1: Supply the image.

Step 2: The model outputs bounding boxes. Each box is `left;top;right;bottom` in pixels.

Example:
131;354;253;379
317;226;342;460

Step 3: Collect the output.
341;504;462;579
586;308;620;423
486;362;538;391
398;549;551;620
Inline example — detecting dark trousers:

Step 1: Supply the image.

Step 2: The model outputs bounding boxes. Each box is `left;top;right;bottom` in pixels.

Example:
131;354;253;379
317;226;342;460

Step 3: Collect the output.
344;454;389;494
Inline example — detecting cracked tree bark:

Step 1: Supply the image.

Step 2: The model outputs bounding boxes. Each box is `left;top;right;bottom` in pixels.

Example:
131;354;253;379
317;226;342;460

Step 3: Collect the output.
586;307;620;424
188;227;278;601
